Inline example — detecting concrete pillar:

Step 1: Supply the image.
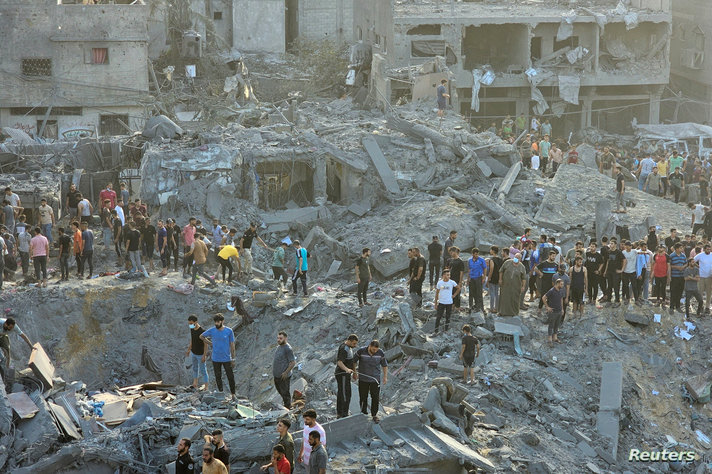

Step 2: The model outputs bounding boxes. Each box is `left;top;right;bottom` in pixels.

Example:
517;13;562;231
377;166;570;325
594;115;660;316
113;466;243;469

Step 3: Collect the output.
649;86;664;124
313;157;327;205
581;98;593;129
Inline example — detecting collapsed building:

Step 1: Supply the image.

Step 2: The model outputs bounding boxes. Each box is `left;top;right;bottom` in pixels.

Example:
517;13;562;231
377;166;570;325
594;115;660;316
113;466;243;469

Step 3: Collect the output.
356;0;672;135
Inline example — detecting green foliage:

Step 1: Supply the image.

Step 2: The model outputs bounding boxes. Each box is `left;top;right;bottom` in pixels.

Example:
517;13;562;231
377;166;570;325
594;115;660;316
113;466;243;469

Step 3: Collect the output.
288;38;349;91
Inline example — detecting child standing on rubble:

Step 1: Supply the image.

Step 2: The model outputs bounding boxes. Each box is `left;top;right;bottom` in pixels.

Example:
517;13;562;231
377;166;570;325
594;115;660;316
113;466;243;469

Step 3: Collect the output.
459;324;480;385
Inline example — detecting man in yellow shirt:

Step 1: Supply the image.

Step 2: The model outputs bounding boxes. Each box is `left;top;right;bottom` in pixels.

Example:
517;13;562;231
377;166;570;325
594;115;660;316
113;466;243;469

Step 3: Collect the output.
656;155;668;197
215;245;240;282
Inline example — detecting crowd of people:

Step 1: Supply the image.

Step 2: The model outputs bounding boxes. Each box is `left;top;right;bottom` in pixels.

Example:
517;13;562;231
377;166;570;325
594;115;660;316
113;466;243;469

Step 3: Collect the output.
0;182;315;295
404;225;708;347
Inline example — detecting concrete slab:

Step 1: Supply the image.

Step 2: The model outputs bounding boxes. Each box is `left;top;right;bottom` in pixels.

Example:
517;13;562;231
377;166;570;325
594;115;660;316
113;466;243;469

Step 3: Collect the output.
347;200;371;217
48;402;81;440
178;423;203;441
596;411;620;457
483;158;509;177
371;251;410;278
325;260;341;277
378;411;423;431
578;440;597;457
598;362;623;412
476;160;492;177
321;413;370;445
362;136;401;194
624;312;650;326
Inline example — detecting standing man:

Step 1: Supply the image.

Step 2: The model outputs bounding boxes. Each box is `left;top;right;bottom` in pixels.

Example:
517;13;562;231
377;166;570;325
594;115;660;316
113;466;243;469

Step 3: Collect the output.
185;314;208;391
535;248;559;313
434;269;458;334
515;113;527;135
684;258;703;319
80;221;94;279
182;217;197;277
125;221;149;278
307;431;327;474
157;220;168;276
119;182;130;208
354;340;388;423
141;217;157;272
37;198;55;247
112;210;123;262
355;248;372;308
448;247;465;312
98;183;117;211
65;183;81;220
615;165;626;213
568;257;587;317
273;331;297;409
77;194;93;225
637;154;656;191
272;242;289;289
4;187;20;208
335;334;358;418
584;242;604;304
275;419;295;471
467;248;487;314
693;243;712;314
498;252;527;316
436;79;449;120
459;324;480;385
443;231;457;269
669;166;685;203
100;199;113;252
621;241;637;304
72;221;83;277
487;246;502;314
201;445;227;474
29;227;49;287
543;279;566;345
175;438;195;474
261;445;291;474
200;314;236;401
604;240;624;305
539;135;551;174
665;228;681;251
645;166;662;196
239;222;269;278
17;225;32;277
297;409;326;468
292;240;308;296
652;245;670;307
2;199;21;236
203;429;230;472
407;248;426;307
57;227;71;282
0;317;33;367
427;236;442;291
669;243;687;314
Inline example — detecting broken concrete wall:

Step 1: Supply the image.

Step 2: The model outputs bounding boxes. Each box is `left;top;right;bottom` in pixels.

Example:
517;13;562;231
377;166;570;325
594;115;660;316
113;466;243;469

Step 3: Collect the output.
232;0;286;53
298;0;353;45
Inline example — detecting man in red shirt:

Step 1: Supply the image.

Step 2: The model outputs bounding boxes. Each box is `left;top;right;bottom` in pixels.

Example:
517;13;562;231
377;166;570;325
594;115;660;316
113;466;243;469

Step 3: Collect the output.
261;444;291;474
98;183;117;210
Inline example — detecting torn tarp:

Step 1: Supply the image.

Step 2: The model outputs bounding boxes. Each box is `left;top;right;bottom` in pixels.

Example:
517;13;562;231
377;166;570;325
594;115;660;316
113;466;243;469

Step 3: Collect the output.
470;67;495;112
530;87;549;116
526;69;552;116
634;123;712;140
558;75;580;105
557;10;576;41
566;46;589;64
550;101;567;118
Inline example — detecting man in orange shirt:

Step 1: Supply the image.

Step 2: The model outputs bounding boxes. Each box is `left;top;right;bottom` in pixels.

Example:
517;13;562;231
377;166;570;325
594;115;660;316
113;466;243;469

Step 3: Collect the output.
72;221;83;277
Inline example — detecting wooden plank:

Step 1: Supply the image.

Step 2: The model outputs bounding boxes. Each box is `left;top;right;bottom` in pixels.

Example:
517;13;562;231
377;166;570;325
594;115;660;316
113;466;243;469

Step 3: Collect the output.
48;402;82;440
362;136;401;194
7;391;39;419
28;343;55;390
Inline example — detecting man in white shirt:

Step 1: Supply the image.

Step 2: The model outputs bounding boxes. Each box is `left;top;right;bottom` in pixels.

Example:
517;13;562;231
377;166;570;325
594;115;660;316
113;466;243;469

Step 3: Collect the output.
621;241;638;303
694;243;712;314
434;269;459;334
530;153;540;171
690;203;707;237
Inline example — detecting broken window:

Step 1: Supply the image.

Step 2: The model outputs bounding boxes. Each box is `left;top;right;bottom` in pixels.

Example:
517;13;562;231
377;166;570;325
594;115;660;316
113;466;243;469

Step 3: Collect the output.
99;114;129;136
407;24;441;36
91;48;108;64
411;40;457;65
213;11;222;20
21;58;52;77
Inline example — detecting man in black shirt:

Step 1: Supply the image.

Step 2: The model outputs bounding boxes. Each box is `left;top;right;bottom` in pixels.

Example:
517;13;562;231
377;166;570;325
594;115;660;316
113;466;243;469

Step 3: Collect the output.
535;250;558;311
334;334;358;418
57;227;72;281
355;248;371;307
543;279;566;345
125;221;148;277
407;247;426;307
166;219;180;272
175;438;195;474
665;228;680;251
443;230;457;270
449;247;465;311
604;240;624;304
239;222;268;278
646;226;658;253
459;324;480;384
427;236;442;290
584;241;603;304
142;218;157;271
615;165;626;213
185;314;208;390
65;183;82;220
110;210;122;261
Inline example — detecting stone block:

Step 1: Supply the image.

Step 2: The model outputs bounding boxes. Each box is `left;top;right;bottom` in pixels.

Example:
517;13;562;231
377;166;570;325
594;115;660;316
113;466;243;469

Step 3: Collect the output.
475;326;494;339
578;440;597;457
552;426;576;443
599;362;623;412
300;359;324;382
624;311;650;326
321;413;370;445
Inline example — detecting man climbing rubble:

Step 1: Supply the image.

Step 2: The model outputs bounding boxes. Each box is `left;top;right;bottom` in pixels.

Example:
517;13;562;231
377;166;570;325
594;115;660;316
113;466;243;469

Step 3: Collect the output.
239;222;269;278
354;339;388;423
272;330;296;409
200;313;236;401
292;240;308;297
0;316;32;367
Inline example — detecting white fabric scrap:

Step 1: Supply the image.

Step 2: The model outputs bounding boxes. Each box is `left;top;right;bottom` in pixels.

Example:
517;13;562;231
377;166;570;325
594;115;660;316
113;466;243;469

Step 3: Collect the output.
557;10;577;41
471;68;483;112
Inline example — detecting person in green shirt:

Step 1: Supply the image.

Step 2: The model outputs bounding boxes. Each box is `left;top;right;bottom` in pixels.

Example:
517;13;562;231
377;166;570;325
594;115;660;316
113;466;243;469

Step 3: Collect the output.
515;113;527;134
669;150;684;174
272;242;289;288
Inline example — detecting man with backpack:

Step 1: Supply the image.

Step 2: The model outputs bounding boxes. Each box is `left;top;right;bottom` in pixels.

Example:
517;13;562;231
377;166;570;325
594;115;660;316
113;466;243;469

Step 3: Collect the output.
292;240;308;296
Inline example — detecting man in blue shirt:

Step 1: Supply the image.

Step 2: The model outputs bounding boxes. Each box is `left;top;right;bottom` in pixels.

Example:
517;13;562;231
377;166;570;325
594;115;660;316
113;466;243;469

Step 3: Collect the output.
467;248;488;314
669;243;687;314
200;313;236;400
292;240;308;297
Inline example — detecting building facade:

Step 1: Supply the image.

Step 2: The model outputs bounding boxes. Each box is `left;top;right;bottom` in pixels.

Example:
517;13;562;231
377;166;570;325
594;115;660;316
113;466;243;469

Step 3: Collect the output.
668;0;712;124
356;0;672;136
0;1;150;139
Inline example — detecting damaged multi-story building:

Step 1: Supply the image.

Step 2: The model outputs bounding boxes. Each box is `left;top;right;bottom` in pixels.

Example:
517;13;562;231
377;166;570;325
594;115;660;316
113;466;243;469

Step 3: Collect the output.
357;0;672;135
667;0;712;123
0;0;150;139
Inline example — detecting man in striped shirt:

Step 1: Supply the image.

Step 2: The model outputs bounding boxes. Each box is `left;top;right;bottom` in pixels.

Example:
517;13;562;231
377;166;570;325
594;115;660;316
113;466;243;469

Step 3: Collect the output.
669;243;687;314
